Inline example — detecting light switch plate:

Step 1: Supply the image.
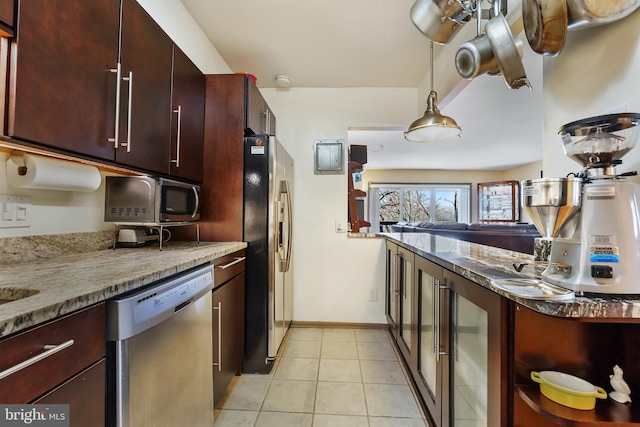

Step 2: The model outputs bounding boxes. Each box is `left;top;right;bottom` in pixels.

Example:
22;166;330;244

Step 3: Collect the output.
0;195;32;228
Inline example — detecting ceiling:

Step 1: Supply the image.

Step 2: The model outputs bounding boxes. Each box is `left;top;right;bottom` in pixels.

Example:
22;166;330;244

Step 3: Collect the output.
180;0;544;170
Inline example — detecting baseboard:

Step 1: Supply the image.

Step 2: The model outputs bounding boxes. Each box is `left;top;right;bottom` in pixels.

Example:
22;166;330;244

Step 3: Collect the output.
290;321;388;330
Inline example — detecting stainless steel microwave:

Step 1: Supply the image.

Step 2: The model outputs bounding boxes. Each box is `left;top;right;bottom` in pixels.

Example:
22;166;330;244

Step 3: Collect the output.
104;176;200;224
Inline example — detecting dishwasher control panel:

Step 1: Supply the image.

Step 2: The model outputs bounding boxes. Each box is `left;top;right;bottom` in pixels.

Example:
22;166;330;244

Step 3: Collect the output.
135;270;213;324
106;264;214;341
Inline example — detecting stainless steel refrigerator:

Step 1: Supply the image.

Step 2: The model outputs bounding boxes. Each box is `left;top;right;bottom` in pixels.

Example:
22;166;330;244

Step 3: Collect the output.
243;134;294;374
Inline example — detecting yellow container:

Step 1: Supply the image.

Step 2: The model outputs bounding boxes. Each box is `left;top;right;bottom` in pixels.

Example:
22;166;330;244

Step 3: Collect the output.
531;371;607;410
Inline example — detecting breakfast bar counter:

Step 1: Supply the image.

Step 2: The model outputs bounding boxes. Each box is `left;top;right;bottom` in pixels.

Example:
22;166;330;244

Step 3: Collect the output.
384;232;640;320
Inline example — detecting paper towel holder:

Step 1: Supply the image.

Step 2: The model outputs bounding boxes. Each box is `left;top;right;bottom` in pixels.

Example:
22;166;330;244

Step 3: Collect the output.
9;153;28;176
5;151;103;192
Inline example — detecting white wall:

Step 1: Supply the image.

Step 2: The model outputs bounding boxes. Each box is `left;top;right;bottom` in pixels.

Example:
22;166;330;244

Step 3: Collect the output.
542;12;640;179
260;87;418;324
136;0;231;75
0;152;109;237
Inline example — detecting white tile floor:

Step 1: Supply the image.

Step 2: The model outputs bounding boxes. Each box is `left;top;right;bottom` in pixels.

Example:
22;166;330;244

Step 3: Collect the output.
214;327;429;427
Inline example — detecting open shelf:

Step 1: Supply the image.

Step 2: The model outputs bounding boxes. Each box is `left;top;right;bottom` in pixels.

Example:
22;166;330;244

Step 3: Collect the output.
516;384;640;426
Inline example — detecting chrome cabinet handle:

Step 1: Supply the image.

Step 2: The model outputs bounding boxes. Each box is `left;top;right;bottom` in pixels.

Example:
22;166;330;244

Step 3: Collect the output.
171;105;182;167
212;302;222;372
121;70;133;152
263;110;270;134
454;292;459;362
437;282;450;361
0;339;74;380
215;257;246;270
108;64;122;148
432;278;437;355
434;279;441;362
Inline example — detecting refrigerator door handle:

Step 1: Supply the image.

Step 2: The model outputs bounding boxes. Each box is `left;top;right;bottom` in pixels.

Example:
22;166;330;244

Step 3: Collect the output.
282;180;293;273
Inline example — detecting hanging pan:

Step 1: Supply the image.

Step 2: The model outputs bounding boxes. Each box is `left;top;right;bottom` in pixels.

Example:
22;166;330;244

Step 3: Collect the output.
522;0;569;56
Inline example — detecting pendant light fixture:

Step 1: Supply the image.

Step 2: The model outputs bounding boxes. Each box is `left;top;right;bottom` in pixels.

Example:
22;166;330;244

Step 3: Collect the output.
404;41;461;142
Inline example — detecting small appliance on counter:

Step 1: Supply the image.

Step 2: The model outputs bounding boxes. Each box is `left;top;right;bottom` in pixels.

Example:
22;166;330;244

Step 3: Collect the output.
115;227;164;248
104;176;201;250
522;112;640;294
104;176;200;224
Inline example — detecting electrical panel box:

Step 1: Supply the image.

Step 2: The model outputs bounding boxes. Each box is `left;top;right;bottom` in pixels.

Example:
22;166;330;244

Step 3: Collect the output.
313;139;344;175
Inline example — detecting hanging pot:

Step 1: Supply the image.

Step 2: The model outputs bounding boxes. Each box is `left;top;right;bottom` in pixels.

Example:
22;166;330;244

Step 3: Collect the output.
522;0;568;56
485;13;531;89
410;0;471;44
455;35;501;79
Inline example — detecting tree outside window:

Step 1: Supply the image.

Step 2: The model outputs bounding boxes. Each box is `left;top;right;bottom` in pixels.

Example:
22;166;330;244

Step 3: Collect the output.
371;184;470;232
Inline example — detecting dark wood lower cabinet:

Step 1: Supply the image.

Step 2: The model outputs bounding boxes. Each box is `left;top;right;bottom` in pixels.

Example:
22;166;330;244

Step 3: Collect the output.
0;303;105;425
35;359;105;427
212;251;246;403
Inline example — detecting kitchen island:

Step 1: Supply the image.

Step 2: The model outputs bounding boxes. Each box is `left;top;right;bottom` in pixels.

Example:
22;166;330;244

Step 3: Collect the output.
384;232;640;427
0;240;246;338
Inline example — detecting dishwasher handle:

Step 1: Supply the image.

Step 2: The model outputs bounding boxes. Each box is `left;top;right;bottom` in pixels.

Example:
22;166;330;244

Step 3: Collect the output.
174;299;194;314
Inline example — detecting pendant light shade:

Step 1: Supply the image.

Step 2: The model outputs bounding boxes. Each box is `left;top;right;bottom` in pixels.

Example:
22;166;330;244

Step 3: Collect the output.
405;42;461;143
404;90;461;142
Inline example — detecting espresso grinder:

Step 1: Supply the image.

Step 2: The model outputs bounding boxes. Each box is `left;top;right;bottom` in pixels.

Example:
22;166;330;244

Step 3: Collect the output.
523;113;640;294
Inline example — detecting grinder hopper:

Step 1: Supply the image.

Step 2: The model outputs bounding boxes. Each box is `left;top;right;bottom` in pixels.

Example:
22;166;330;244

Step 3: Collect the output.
521;177;582;238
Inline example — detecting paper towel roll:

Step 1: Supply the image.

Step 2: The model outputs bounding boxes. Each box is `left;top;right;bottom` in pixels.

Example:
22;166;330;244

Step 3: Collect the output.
6;154;102;192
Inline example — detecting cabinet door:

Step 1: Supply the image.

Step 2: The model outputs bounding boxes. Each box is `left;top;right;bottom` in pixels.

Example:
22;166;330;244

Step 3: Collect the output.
35;360;105;427
265;106;276;136
415;256;447;427
117;0;172;172
445;271;507;427
0;304;105;404
0;0;14;35
170;45;205;182
212;271;245;403
246;77;269;135
397;246;416;363
9;0;120;160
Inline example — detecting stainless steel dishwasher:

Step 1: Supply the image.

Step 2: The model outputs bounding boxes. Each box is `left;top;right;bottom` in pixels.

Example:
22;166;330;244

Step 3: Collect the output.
106;264;214;427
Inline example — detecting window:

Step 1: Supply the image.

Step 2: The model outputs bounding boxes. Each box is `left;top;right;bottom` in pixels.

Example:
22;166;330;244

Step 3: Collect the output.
369;184;471;232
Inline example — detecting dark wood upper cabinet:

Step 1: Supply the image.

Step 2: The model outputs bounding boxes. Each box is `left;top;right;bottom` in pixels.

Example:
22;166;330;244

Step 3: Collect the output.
0;0;14;35
116;0;172;173
246;79;276;136
8;0;205;182
9;0;120;160
170;45;205;182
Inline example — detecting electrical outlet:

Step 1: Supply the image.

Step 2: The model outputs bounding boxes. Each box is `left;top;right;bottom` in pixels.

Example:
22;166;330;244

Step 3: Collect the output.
369;288;378;302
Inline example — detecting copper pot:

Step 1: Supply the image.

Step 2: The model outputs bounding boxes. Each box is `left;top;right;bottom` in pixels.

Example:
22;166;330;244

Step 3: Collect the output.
522;0;569;56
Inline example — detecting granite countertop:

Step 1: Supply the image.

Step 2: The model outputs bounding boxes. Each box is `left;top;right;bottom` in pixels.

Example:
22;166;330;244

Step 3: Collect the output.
0;241;247;338
384;232;640;320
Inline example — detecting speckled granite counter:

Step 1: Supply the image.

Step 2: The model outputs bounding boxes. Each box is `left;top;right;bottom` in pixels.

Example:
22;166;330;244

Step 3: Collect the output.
384;232;640;320
0;241;247;338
